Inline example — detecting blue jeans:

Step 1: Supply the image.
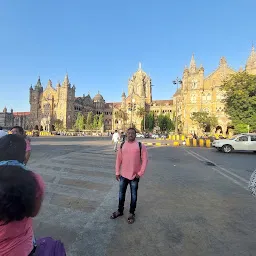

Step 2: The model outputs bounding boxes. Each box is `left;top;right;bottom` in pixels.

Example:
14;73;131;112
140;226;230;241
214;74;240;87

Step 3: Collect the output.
118;176;139;214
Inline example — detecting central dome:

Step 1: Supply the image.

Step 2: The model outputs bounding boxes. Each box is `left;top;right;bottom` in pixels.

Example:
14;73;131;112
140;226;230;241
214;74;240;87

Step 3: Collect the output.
93;92;104;101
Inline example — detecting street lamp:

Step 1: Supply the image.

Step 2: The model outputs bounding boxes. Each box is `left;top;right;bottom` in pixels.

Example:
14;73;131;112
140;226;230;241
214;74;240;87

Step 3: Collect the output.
172;77;182;134
130;98;135;127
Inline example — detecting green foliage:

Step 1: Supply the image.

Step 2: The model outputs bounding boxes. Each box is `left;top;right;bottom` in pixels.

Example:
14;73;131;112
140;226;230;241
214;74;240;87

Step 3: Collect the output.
54;119;63;131
141;112;155;131
190;111;218;132
74;113;85;131
221;72;256;133
86;112;93;129
157;114;174;132
98;113;104;129
93;115;99;129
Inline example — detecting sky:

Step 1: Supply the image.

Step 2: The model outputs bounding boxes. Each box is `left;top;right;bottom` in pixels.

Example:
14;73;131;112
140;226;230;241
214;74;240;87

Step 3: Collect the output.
0;0;255;112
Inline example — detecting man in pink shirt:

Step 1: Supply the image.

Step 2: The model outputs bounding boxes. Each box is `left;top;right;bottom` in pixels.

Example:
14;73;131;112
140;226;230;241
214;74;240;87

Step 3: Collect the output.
110;127;148;224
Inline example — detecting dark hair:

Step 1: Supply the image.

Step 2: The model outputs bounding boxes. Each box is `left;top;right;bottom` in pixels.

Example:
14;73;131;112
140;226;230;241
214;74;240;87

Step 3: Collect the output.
11;126;25;135
127;127;136;134
0;165;37;224
0;126;2;130
0;134;26;163
115;130;118;132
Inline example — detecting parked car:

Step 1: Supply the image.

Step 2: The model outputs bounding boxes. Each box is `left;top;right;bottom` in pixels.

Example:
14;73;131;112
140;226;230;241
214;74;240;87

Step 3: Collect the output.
144;133;150;138
152;134;160;139
136;133;145;138
212;133;256;153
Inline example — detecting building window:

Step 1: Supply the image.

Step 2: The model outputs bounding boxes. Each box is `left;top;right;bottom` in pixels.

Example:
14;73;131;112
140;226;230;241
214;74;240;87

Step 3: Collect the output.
190;94;197;103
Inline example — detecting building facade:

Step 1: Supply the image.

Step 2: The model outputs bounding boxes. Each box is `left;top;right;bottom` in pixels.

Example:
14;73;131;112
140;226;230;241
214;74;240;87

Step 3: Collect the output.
0;107;14;129
173;46;256;135
29;65;173;132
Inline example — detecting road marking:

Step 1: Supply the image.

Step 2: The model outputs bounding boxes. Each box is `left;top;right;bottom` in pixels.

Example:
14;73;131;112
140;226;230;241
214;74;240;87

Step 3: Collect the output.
185;148;249;191
212;167;248;190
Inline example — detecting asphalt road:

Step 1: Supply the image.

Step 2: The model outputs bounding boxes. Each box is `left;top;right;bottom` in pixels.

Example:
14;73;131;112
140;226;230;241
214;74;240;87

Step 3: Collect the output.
28;137;256;256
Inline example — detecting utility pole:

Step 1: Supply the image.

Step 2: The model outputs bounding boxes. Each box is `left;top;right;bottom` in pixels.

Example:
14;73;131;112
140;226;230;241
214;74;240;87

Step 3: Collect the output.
172;77;182;134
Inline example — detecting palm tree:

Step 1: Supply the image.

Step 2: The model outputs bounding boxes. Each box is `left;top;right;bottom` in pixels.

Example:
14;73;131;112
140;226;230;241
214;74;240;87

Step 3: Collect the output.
137;107;147;131
114;109;128;130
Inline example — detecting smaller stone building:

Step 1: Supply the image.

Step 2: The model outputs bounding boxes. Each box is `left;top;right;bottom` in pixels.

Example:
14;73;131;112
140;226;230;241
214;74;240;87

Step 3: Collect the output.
0;107;14;129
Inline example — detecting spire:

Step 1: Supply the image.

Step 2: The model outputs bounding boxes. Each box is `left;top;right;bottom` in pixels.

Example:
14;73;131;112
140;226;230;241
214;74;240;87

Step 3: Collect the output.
189;54;196;72
35;76;42;88
246;45;256;68
63;73;70;87
219;57;227;67
46;79;53;88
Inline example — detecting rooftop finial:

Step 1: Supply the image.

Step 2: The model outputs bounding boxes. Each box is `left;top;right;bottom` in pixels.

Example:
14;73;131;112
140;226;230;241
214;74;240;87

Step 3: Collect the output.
189;54;196;72
139;62;142;70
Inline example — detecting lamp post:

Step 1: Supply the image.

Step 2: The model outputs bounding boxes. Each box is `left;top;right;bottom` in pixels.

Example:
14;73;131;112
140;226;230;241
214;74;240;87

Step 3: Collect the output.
130;98;135;127
172;78;182;134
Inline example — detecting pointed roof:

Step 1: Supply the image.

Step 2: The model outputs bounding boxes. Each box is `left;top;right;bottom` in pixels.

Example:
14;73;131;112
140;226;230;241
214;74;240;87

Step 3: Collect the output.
46;79;53;88
246;45;256;68
35;76;42;88
189;54;196;72
63;73;70;86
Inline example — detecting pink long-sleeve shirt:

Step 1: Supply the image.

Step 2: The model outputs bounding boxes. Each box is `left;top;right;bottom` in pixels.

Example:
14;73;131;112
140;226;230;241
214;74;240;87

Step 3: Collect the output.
116;141;148;180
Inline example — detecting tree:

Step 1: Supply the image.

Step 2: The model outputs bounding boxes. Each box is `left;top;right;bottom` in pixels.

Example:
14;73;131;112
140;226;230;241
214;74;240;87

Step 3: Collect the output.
137;107;147;131
148;112;155;131
221;72;256;133
86;111;93;129
157;114;174;132
54;119;63;131
93;114;99;129
115;109;128;130
190;111;218;133
98;113;104;129
74;113;85;131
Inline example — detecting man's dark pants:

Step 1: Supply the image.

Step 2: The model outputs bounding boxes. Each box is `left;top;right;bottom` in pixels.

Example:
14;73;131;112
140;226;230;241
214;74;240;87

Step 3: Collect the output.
118;176;139;215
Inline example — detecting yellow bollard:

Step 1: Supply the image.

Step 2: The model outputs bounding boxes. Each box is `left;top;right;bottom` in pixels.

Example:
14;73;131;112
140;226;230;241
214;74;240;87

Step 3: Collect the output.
186;138;190;146
181;135;185;140
206;139;211;148
155;142;162;146
199;139;204;147
193;139;197;147
173;141;179;147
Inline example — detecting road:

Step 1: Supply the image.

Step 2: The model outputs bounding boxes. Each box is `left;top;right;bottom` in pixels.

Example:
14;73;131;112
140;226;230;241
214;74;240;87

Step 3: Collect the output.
28;136;256;256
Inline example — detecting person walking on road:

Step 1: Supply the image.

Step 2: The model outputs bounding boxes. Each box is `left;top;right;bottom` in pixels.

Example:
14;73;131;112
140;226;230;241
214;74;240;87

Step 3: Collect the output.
112;130;120;152
110;127;148;224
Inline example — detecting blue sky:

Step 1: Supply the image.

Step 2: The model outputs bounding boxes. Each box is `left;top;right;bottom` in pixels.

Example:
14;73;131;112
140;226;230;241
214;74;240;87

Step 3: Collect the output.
0;0;255;111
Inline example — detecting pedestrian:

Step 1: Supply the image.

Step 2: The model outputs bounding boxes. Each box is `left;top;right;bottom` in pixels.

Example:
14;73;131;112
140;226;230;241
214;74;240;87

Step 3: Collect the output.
112;130;120;152
11;126;31;165
0;126;7;138
0;134;45;256
110;127;148;224
120;131;126;143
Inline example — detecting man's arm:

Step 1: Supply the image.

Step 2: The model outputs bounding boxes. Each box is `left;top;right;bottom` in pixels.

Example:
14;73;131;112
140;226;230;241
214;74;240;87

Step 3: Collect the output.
115;148;122;180
137;145;148;177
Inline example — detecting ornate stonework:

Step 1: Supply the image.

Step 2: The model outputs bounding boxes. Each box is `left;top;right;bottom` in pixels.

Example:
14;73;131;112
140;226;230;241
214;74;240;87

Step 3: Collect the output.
29;64;173;132
173;46;256;135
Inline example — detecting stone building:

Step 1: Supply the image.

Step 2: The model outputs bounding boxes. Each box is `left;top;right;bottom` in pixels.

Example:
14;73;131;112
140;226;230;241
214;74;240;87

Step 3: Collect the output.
173;46;256;135
28;64;173;132
0;107;14;129
13;112;30;130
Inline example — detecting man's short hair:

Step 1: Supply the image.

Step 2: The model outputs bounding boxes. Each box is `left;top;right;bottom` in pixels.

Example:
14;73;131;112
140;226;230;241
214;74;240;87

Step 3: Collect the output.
11;126;25;135
127;127;136;134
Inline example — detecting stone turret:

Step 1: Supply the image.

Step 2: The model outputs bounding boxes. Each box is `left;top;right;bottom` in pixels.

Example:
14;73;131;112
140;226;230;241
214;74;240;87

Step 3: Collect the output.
246;46;256;75
189;54;196;73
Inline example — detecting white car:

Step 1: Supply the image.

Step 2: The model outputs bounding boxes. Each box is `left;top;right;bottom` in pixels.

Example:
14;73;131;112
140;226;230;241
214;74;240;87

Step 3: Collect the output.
151;134;160;139
136;133;145;138
212;133;256;153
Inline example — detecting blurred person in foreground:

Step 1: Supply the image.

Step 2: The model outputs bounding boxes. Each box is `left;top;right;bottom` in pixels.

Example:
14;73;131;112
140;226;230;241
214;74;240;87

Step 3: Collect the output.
0;134;45;256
